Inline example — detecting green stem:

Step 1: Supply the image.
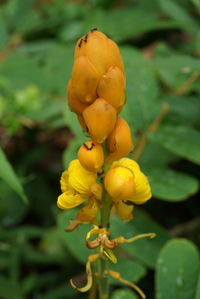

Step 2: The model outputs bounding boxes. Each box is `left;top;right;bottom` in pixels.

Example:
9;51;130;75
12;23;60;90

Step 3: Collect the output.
97;143;111;299
98;196;111;299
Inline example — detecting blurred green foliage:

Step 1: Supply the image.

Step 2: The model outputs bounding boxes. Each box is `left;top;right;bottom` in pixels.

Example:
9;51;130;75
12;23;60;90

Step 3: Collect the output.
0;0;200;298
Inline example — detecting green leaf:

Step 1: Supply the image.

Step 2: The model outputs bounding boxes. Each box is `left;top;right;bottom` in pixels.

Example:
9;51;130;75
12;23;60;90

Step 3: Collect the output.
0;275;22;299
148;168;199;201
57;210;93;263
159;0;197;30
149;125;200;165
84;7;179;42
0;148;27;203
156;239;200;299
120;47;160;129
163;96;200;125
0;15;8;49
111;289;139;299
109;258;146;285
154;55;200;90
110;210;170;268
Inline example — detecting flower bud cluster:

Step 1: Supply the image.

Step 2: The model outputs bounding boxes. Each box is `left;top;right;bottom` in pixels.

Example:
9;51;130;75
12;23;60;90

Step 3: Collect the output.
57;29;151;223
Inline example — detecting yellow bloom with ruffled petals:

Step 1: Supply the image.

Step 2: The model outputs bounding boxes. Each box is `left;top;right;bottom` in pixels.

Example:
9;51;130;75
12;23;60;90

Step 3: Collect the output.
57;160;102;214
105;158;151;205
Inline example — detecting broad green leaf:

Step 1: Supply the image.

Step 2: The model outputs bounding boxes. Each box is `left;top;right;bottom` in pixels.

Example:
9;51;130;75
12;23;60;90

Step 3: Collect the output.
120;48;160;129
84;7;179;42
111;289;139;299
163;96;200;125
156;239;200;299
148;168;199;201
0;148;27;203
109;258;146;285
149;125;200;165
139;144;178;169
159;0;197;30
57;210;93;263
154;55;200;90
0;53;47;91
0;15;8;49
110;210;170;268
195;273;200;299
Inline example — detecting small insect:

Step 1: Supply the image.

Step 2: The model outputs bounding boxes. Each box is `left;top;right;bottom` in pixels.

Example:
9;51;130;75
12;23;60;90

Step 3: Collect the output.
84;34;88;42
123;200;134;206
83;142;94;150
90;28;98;32
78;38;83;48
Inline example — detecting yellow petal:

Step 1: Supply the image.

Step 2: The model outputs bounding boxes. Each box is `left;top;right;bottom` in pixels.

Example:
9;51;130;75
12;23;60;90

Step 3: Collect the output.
57;191;86;210
97;66;126;110
83;98;117;143
107;118;134;162
68;160;97;195
104;166;136;201
110;158;152;204
78;140;104;173
76;199;99;223
115;201;134;221
60;170;69;193
72;56;100;104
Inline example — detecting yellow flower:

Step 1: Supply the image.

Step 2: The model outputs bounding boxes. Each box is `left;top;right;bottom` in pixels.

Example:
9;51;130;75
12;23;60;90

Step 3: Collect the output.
104;158;151;205
78;140;104;173
97;66;126;111
57;160;102;212
107;117;133;163
83;98;117;143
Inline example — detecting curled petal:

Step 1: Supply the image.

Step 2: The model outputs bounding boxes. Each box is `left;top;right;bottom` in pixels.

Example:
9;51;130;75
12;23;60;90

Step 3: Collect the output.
60;170;69;193
110;158;152;205
104;166;136;201
114;201;134;221
76;199;99;223
57;191;86;210
68;160;97;195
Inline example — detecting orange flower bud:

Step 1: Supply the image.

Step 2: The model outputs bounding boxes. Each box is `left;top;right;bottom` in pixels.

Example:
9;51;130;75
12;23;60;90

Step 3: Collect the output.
74;30;124;75
78;140;104;172
67;79;88;115
104;166;136;201
107;117;134;162
83;98;117;143
97;66;126;110
71;56;99;104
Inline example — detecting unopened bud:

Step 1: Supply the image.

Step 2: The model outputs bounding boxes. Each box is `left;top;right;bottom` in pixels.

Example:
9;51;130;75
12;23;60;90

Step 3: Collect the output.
78;141;104;173
67;79;88;115
97;66;125;111
107;118;133;162
104;166;136;201
71;56;99;104
75;30;124;75
83;98;117;143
